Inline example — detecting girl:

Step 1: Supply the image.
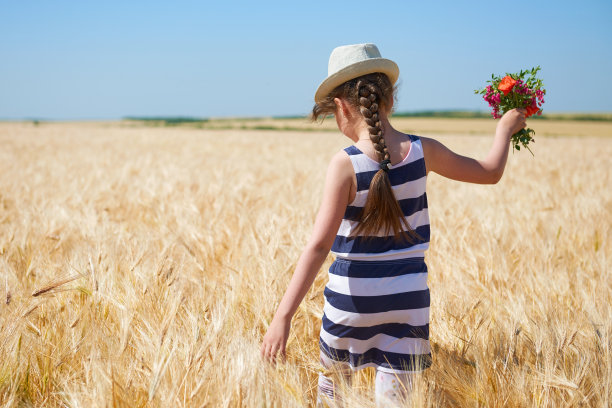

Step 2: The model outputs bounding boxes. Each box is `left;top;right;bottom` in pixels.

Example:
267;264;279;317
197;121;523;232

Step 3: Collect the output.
260;43;526;407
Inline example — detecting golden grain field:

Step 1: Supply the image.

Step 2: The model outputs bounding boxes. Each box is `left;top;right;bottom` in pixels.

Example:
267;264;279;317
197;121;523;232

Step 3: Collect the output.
0;119;610;407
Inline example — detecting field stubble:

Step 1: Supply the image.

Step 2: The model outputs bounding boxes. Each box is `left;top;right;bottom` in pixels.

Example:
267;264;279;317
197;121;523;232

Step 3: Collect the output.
0;120;610;407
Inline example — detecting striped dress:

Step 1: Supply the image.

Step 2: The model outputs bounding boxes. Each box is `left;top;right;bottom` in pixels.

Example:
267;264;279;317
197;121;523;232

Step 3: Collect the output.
319;133;432;374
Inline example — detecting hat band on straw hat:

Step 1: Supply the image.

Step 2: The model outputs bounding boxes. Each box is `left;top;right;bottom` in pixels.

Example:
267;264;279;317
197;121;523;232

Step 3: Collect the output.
315;43;399;103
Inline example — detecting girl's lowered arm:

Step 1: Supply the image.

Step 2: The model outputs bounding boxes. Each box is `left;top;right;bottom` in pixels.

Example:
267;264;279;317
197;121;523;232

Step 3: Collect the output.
261;150;352;363
421;108;527;184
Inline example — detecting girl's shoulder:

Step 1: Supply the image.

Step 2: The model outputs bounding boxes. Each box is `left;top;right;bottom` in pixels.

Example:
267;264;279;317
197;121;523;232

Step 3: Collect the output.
415;135;447;177
328;148;355;180
319;149;355;206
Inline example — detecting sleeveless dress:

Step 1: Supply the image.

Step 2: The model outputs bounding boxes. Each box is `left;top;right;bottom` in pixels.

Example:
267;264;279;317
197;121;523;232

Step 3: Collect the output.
319;133;432;374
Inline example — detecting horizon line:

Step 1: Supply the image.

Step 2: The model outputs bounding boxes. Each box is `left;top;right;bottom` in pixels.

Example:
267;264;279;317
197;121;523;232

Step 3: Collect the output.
3;109;612;122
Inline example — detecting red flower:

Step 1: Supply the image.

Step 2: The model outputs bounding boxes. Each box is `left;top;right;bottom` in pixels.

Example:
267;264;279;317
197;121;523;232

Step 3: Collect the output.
498;75;517;95
526;105;539;117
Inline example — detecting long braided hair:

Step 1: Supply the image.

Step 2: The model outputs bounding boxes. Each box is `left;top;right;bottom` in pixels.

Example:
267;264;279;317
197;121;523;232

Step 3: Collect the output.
311;73;421;243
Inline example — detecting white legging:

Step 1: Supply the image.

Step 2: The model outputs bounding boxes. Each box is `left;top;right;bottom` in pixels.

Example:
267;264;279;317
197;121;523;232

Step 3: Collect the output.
317;351;416;408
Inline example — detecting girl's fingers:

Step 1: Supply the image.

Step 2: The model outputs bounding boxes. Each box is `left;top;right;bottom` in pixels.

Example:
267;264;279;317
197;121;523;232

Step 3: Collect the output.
262;343;277;364
262;343;274;362
261;340;287;365
270;344;279;359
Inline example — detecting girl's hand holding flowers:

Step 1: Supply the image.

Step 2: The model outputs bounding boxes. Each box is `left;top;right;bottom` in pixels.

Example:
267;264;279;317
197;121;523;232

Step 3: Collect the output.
475;67;546;154
499;108;527;137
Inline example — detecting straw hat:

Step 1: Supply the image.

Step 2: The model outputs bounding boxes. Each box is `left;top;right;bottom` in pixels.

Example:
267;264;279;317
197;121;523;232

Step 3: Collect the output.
314;43;399;103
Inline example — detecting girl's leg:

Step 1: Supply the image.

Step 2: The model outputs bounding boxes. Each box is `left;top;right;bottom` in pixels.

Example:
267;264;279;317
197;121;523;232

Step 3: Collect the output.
374;369;416;407
317;351;352;408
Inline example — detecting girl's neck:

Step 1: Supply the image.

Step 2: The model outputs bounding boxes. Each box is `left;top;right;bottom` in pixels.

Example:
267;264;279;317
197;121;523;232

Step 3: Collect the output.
352;115;396;143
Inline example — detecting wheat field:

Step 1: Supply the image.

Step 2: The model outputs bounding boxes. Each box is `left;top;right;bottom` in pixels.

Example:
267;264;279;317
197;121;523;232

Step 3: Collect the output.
0;119;610;407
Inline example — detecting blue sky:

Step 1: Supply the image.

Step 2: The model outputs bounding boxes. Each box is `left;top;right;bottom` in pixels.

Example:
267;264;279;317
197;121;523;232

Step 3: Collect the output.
1;0;611;119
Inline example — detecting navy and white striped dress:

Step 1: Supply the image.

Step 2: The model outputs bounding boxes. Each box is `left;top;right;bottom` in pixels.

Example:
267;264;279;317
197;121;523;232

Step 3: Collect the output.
319;133;432;374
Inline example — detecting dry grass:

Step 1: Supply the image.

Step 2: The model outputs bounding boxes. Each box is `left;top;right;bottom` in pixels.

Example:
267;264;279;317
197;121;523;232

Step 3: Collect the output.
0;120;610;407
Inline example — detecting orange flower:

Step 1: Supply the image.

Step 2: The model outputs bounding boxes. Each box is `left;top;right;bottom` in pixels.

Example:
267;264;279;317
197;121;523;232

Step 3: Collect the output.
498;75;517;95
526;105;539;117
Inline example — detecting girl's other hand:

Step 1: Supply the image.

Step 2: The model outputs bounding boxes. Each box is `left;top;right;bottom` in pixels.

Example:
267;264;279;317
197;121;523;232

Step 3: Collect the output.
498;108;527;136
261;316;291;365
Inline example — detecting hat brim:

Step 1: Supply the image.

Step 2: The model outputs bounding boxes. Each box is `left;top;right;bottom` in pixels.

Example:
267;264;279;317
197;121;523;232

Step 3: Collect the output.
314;58;399;103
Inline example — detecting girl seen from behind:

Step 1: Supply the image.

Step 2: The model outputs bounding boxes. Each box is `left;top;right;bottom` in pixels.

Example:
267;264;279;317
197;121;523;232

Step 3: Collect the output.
261;43;526;407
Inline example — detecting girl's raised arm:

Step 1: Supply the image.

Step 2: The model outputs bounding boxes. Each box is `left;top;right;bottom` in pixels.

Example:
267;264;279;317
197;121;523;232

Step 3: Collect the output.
421;108;527;184
261;150;353;364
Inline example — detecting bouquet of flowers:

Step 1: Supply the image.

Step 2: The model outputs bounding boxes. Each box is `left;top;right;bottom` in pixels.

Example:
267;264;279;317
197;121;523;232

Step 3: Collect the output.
475;67;546;154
